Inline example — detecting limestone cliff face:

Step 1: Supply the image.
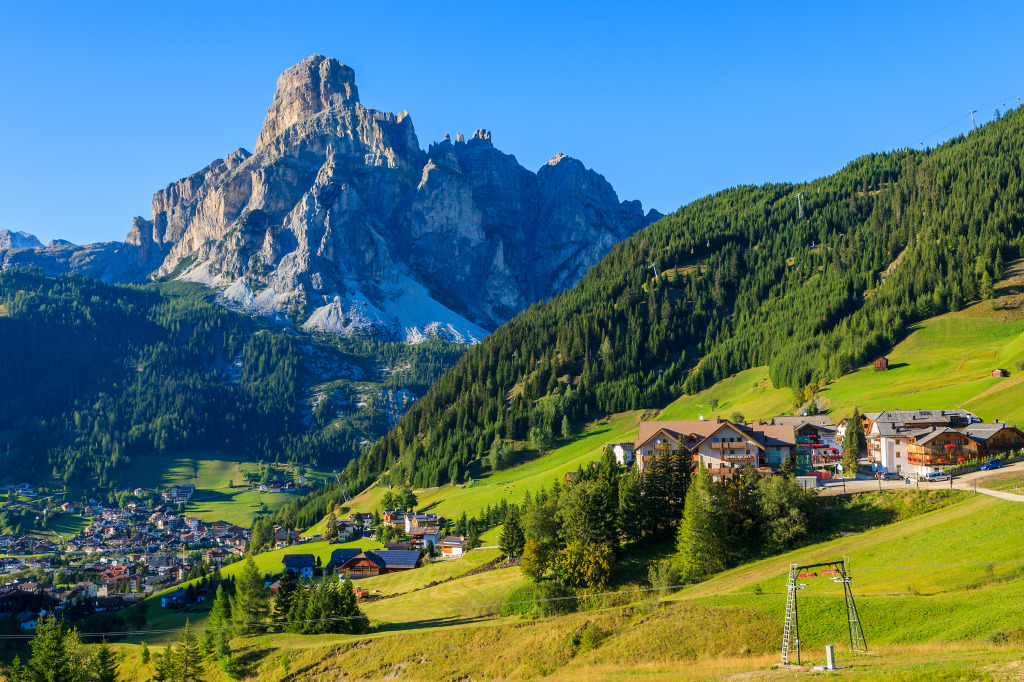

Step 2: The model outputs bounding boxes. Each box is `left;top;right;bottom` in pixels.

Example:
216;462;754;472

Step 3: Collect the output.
3;55;660;341
0;230;43;250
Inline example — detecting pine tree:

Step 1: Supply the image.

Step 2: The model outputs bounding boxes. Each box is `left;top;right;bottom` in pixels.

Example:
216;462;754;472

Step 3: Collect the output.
667;445;695;525
220;650;241;681
499;507;526;557
286;578;309;633
231;557;268;633
272;573;297;630
304;580;325;635
201;628;216;659
676;465;726;583
843;407;866;476
617;470;643;544
95;639;119;682
176;619;205;682
208;583;232;632
24;614;75;682
339;576;369;634
561;415;572;440
139;641;151;665
154;648;177;682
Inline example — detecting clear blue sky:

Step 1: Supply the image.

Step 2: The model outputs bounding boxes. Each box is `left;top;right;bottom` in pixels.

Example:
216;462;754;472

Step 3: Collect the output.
3;1;1024;244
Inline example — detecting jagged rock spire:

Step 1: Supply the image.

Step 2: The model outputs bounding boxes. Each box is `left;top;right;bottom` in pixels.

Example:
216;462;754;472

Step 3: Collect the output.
256;55;360;152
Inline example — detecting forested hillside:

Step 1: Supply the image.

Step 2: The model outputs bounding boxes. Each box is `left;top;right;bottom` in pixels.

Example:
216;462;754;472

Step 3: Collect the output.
0;271;462;487
354;108;1024;489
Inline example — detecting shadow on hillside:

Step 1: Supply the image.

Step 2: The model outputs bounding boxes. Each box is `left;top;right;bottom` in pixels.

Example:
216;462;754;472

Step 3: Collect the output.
236;643;276;676
372;614;493;633
189;489;233;502
884;362;909;371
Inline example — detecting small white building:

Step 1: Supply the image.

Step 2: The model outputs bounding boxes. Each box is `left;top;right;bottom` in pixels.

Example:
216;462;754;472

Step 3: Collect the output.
439;536;468;558
610;443;635;466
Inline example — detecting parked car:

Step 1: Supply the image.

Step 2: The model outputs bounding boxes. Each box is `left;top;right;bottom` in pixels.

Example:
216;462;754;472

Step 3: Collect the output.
922;471;952;482
881;472;903;480
980;459;1002;471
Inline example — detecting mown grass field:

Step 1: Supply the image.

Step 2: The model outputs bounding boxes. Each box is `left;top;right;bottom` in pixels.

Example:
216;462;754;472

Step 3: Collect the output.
45;512;91;539
105;452;335;526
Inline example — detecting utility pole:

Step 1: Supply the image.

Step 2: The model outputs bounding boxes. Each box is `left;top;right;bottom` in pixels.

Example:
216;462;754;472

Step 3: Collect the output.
648;262;660;282
796;193;804;219
969;110;978;131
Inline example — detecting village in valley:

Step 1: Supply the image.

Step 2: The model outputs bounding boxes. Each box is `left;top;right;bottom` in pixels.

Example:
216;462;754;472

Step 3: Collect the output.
3;349;1023;638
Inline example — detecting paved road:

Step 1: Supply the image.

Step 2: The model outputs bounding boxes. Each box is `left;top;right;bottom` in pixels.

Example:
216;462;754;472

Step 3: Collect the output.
817;460;1024;502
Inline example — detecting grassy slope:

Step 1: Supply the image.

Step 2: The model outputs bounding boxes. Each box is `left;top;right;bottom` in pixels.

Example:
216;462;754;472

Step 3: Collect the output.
346;410;651;519
45;513;91;539
678;494;1024;652
659;267;1024;425
108;452;335;526
113;493;1024;680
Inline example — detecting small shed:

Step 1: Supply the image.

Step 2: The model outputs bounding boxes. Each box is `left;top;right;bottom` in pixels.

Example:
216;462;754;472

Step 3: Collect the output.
991;368;1009;378
873;356;889;372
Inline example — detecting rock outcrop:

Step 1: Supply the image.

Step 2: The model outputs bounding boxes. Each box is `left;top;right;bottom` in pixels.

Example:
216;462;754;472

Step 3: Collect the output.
0;230;42;250
2;55;661;342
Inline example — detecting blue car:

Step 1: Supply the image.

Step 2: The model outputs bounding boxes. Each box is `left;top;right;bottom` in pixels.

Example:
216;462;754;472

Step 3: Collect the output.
980;459;1002;471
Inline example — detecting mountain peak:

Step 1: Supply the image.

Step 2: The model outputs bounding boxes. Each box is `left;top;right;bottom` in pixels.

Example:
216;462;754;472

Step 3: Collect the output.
255;55;360;152
0;229;42;250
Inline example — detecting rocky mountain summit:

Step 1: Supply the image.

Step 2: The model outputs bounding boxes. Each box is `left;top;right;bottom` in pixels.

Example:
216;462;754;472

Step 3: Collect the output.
2;55;660;342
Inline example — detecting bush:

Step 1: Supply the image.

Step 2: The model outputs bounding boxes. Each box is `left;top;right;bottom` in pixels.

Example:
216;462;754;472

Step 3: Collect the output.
535;578;577;616
566;621;605;653
579;622;605;652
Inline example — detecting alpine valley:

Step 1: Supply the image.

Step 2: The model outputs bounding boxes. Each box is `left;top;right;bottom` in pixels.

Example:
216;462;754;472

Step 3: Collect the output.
7;47;1024;682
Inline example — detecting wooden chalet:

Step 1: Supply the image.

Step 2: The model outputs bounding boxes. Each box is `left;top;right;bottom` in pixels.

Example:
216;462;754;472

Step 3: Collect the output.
335;550;423;578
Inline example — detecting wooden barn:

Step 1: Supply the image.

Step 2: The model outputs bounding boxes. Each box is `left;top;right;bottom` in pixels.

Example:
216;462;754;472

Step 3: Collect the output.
874;357;889;372
991;368;1009;378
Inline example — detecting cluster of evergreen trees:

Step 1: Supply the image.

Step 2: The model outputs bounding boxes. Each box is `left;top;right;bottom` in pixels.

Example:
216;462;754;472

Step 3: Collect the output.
4;615;120;682
271;572;369;634
346;108;1024;491
509;448;822;593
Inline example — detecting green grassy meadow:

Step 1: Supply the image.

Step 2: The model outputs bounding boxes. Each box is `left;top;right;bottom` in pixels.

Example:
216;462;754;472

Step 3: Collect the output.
105;452;335;526
346;410;650;520
110;491;1024;680
46;513;91;539
656;287;1024;426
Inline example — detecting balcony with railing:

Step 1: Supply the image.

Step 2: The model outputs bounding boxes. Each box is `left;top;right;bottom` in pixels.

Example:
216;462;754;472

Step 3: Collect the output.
906;443;979;466
986;439;1024;453
711;442;748;450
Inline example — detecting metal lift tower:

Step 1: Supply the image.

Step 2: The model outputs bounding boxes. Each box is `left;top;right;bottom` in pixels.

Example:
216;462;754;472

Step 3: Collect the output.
796;193;804;219
781;556;867;665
